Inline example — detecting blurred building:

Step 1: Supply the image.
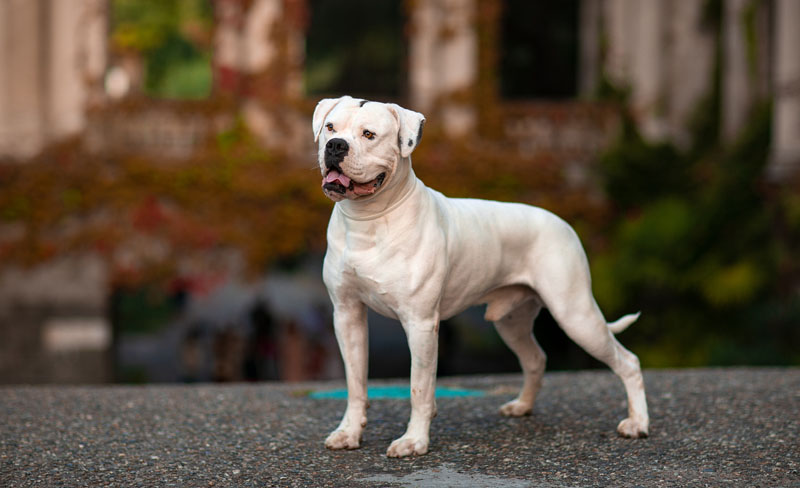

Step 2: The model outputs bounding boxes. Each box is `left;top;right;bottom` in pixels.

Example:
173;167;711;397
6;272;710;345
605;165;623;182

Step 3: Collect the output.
1;0;798;383
2;0;798;173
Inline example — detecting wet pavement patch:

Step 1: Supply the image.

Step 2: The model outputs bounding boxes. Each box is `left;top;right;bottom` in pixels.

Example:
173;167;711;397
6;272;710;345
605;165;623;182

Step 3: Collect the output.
308;385;485;399
361;465;531;487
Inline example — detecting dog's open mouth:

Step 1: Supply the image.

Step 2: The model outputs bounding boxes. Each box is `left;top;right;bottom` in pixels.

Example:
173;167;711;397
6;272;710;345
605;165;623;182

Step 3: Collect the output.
322;170;386;197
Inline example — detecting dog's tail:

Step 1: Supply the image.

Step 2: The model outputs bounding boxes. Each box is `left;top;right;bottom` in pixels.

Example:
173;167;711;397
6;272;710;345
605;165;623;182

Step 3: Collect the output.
607;312;641;334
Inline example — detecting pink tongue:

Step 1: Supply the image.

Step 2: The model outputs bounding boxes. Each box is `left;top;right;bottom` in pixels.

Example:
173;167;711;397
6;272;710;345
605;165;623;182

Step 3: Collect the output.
324;170;351;187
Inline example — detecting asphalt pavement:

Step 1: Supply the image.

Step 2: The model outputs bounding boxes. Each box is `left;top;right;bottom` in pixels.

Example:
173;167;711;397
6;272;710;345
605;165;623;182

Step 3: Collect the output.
1;368;798;487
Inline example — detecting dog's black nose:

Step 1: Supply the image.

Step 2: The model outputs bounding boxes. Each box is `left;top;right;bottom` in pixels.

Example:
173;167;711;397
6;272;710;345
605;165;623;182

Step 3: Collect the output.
325;138;349;158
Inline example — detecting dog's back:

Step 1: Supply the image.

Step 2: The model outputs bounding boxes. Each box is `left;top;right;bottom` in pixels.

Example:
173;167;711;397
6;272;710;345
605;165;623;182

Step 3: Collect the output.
426;186;586;319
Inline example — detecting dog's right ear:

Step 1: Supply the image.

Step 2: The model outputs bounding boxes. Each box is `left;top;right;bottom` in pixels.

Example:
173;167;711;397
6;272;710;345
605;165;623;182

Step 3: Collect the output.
312;97;343;142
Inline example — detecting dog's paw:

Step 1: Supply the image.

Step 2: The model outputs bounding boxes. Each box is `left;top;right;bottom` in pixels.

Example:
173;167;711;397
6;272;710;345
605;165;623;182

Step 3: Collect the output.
386;435;429;458
499;399;533;417
324;429;362;450
617;417;649;438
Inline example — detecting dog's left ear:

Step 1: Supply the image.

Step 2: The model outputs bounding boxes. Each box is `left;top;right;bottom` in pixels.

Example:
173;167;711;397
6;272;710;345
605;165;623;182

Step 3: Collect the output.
388;104;426;158
312;97;346;142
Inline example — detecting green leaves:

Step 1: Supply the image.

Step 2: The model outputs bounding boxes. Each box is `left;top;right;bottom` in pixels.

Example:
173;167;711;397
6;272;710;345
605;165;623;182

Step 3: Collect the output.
593;101;797;366
111;0;212;99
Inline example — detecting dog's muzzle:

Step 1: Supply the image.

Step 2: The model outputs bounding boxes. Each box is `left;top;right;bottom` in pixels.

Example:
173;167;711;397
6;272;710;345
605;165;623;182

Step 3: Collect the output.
321;137;387;198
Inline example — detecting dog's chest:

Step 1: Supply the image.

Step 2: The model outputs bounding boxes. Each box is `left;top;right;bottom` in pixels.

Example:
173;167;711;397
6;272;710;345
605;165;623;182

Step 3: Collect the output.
327;217;436;318
338;250;404;319
340;223;403;288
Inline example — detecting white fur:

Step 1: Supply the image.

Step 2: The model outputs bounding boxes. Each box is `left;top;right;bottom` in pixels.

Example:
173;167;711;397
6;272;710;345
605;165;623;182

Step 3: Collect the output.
314;96;649;458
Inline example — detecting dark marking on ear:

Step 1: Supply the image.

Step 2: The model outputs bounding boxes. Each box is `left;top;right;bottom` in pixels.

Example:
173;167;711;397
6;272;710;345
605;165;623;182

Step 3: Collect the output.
359;99;369;107
416;120;425;146
408;139;413;147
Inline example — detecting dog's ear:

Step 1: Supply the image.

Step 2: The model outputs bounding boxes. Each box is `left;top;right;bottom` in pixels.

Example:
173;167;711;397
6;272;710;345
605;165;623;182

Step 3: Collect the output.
388;104;426;158
312;97;344;142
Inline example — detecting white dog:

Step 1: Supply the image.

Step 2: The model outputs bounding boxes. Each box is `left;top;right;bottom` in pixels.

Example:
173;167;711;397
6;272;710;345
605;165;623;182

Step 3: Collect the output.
313;96;649;458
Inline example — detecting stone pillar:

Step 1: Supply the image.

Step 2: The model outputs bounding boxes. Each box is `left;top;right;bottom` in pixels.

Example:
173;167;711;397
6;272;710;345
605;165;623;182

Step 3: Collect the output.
48;0;107;141
666;0;715;147
769;0;800;180
408;0;478;138
80;0;108;106
0;0;46;159
214;0;249;96
213;0;305;100
579;0;601;98
49;0;86;139
213;0;309;153
603;0;668;141
0;0;106;160
722;0;751;141
603;0;636;90
632;0;667;140
722;0;770;142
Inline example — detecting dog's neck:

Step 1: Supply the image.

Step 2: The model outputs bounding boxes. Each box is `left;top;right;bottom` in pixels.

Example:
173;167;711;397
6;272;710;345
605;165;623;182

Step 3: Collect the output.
336;156;420;221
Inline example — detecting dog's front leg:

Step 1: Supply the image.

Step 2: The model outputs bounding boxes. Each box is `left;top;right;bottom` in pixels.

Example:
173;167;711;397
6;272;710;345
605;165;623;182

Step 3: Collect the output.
325;301;369;450
387;319;439;458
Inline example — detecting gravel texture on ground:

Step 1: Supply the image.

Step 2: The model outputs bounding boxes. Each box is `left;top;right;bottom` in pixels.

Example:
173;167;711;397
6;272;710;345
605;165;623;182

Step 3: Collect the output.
1;368;798;487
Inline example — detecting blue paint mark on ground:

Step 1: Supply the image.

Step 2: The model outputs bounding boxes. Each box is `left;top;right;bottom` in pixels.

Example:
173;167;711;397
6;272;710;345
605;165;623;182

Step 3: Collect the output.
309;385;485;400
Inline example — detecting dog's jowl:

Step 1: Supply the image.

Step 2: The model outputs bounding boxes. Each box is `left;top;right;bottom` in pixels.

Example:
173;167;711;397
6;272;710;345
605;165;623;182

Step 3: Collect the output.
313;96;649;458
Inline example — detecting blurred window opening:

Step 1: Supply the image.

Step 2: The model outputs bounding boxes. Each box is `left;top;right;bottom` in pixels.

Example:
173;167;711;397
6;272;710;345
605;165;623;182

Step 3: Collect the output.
500;0;580;99
304;0;407;99
110;0;213;99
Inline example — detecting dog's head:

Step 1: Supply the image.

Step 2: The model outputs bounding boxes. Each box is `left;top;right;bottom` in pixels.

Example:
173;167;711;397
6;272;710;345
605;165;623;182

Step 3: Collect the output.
312;96;425;202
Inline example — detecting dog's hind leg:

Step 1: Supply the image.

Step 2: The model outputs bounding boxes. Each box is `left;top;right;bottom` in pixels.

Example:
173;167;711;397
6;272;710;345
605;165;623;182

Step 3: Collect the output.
492;297;547;417
545;291;649;438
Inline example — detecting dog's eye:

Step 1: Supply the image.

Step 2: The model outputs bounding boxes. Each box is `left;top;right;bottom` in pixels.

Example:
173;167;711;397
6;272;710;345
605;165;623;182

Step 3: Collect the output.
363;130;375;140
326;123;334;132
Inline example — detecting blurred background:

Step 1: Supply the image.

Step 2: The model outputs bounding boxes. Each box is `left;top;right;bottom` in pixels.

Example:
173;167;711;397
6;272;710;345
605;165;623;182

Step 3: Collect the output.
0;0;798;384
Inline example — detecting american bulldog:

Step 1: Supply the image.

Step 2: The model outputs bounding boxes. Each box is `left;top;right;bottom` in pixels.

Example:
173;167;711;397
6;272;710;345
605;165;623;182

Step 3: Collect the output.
313;96;649;458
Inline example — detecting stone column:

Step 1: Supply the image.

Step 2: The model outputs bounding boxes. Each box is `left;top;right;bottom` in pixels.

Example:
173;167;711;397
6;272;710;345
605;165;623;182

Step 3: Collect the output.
49;0;86;140
579;0;601;98
47;0;107;141
603;0;636;90
631;0;667;140
0;0;106;160
408;0;478;138
214;0;306;101
769;0;800;180
603;0;667;141
213;0;309;153
722;0;770;142
213;0;248;96
666;0;715;147
722;0;751;141
79;0;108;106
0;0;46;159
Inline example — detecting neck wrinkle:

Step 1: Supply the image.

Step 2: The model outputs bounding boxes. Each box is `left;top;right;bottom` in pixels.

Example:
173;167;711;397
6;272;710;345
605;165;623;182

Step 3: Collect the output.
337;158;418;221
